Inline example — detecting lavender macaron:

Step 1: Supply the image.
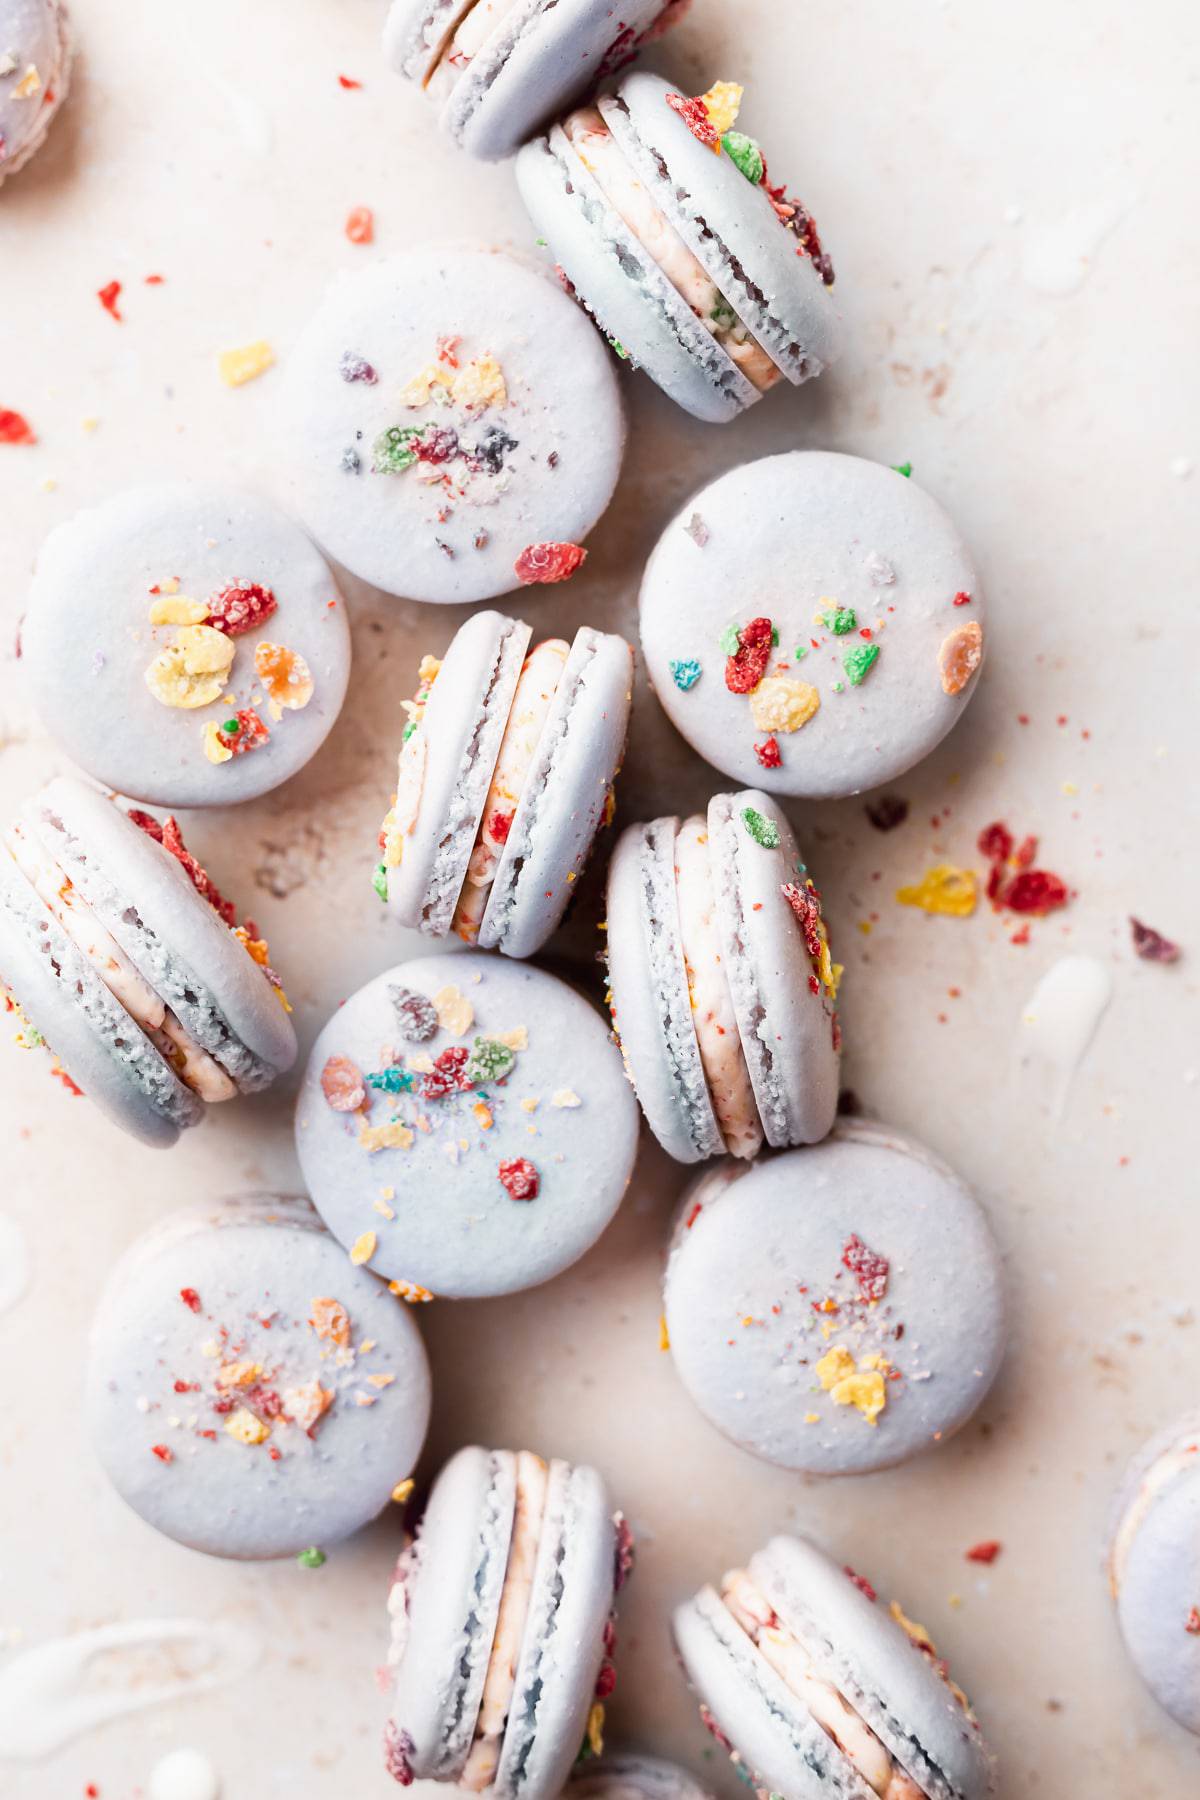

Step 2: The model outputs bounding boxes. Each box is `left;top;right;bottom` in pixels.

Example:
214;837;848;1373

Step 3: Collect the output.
0;1;72;185
1107;1417;1200;1734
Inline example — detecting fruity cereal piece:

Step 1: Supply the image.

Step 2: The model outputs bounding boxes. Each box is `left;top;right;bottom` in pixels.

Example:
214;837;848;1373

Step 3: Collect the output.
895;865;978;918
938;621;984;696
144;625;236;709
724;617;774;694
749;676;819;733
498;1157;540;1201
204;709;270;764
321;1055;367;1112
345;206;374;245
514;542;587;585
206;581;278;637
1130;918;1182;963
0;409;36;446
254;642;315;712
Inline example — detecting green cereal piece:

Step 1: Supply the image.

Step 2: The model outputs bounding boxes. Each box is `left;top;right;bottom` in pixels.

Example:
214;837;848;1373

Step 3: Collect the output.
843;643;881;686
820;606;858;636
367;1066;414;1094
722;130;765;186
794;644;808;660
770;624;780;645
373;425;423;475
718;622;742;656
891;461;912;478
741;806;781;849
464;1036;516;1085
710;296;737;329
297;1547;326;1569
372;863;389;902
609;337;630;360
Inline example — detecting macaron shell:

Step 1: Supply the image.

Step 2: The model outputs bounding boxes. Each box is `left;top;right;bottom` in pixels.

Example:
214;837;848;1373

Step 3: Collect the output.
514;127;755;424
568;1752;718;1800
480;626;633;958
603;73;841;384
280;247;626;603
382;0;461;79
390;1446;518;1778
0;853;195;1147
31;778;297;1081
752;1536;996;1800
707;790;839;1147
295;952;639;1299
605;817;724;1164
1111;1425;1200;1735
640;452;984;798
87;1200;432;1560
663;1127;1007;1474
0;0;72;183
386;611;532;935
22;483;350;809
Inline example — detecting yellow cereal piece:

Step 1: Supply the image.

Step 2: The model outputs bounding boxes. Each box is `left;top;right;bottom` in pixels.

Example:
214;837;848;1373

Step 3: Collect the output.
284;1380;334;1432
451;355;507;410
520;1097;539;1114
224;1406;270;1446
144;625;236;710
216;1359;264;1391
359;1118;416;1154
374;1197;396;1219
433;984;474;1037
349;1231;378;1266
392;1477;415;1504
417;654;441;687
749;676;821;734
889;1601;935;1652
804;1412;821;1425
255;641;315;714
702;80;743;143
368;1372;397;1389
11;64;40;100
149;594;208;626
586;1703;605;1760
218;340;276;387
816;1344;888;1426
356;1391;378;1407
400;364;453;408
496;1027;527;1051
551;1088;581;1109
202;721;233;764
895;864;978;918
389;1279;434;1304
658;1314;670;1352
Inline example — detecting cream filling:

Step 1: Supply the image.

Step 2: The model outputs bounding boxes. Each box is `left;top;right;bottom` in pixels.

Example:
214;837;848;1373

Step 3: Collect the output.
452;640;568;944
424;0;527;103
563;108;781;394
462;1451;550;1790
3;822;236;1104
673;818;762;1159
1110;1434;1200;1594
722;1571;927;1800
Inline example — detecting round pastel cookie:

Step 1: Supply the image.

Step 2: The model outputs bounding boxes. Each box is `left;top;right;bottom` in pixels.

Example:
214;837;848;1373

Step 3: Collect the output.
663;1121;1007;1475
295;951;639;1299
605;790;840;1166
0;777;296;1148
517;72;840;423
373;610;632;958
0;1;72;185
569;1754;716;1800
675;1533;996;1800
22;483;351;809
383;0;686;162
1107;1416;1200;1734
279;247;625;603
86;1196;432;1560
640;452;985;795
384;1445;626;1795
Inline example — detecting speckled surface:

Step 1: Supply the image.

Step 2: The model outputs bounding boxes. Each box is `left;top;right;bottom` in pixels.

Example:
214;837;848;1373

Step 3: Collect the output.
0;1;1197;1795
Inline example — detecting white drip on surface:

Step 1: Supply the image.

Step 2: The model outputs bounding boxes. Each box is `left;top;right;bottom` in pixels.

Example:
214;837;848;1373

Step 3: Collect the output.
1015;954;1113;1122
148;1745;222;1800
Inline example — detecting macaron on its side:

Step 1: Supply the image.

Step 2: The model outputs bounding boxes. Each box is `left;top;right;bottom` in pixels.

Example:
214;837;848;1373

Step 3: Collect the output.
382;0;463;81
568;1752;718;1800
515;125;756;425
1108;1418;1200;1735
0;0;73;184
480;626;633;958
605;817;725;1164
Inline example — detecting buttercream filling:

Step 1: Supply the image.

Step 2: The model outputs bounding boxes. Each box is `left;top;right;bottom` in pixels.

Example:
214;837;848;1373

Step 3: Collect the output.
563;107;781;393
673;817;761;1159
1110;1432;1200;1594
462;1451;550;1790
3;822;236;1104
452;640;568;944
721;1570;928;1800
424;0;527;101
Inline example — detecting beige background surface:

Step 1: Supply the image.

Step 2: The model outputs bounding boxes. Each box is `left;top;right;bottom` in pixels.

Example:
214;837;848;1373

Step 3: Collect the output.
1;0;1198;1794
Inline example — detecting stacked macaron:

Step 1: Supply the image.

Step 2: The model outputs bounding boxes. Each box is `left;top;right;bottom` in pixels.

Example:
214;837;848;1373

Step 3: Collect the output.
0;0;72;184
1108;1418;1200;1735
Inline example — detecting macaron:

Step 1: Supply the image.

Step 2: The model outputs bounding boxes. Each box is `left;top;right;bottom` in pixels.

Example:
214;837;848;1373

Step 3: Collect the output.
280;247;625;603
373;610;632;958
0;776;296;1147
86;1196;432;1560
1107;1416;1200;1734
640;452;985;795
663;1121;1007;1474
383;0;687;162
516;72;840;423
0;1;72;185
295;951;639;1299
674;1533;996;1799
568;1754;715;1800
22;483;351;809
384;1445;629;1794
604;789;840;1165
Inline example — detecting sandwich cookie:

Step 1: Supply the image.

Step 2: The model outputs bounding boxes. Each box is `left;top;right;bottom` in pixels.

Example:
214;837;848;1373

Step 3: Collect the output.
374;610;632;958
384;1444;631;1794
280;247;625;603
640;452;985;795
383;0;688;162
295;951;639;1299
675;1533;996;1799
517;73;840;423
604;790;840;1165
22;483;351;809
568;1754;716;1800
0;777;296;1147
664;1121;1007;1474
86;1197;432;1560
0;0;72;185
1107;1416;1200;1734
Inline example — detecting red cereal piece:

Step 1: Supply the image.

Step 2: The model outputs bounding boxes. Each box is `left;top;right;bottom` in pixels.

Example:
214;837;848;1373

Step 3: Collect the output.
50;1065;84;1094
144;273;166;285
781;882;826;963
1003;869;1069;915
1014;835;1038;869
841;1233;889;1302
666;90;719;145
952;591;972;606
490;810;515;844
498;1157;540;1201
966;1540;1003;1564
321;1055;367;1112
97;280;123;322
977;822;1013;863
383;1723;417;1787
414;424;460;466
844;1566;878;1603
436;334;462;368
0;408;36;445
338;74;362;89
594;1661;617;1699
150;1444;173;1463
206;580;278;637
514;542;587;585
218;709;270;757
180;1287;202;1313
1186;1607;1200;1635
1130;917;1182;963
725;616;773;694
420;1046;471;1101
613;1513;635;1589
753;735;782;769
345;205;374;244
